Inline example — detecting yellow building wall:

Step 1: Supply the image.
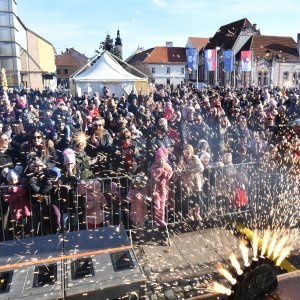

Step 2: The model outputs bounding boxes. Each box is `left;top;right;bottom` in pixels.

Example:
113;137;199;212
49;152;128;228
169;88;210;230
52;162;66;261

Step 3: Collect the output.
134;80;149;95
37;38;56;73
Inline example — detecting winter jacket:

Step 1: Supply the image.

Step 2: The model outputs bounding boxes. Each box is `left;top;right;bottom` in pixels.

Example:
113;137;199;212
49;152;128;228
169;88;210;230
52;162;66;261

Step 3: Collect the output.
3;186;31;220
27;170;53;201
178;155;204;192
127;187;149;224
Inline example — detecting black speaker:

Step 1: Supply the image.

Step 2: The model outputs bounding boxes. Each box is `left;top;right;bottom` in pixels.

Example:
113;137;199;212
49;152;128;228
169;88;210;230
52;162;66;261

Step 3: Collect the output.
0;226;146;299
64;226;146;299
0;234;63;299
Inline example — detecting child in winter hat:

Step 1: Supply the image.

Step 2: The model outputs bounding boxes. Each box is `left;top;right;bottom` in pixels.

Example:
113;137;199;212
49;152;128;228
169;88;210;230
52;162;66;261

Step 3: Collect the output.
63;148;77;177
2;165;31;223
63;148;76;165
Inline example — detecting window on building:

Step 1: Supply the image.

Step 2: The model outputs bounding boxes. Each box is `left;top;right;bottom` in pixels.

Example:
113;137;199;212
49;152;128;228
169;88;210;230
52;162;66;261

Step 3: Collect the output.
283;71;289;81
64;69;68;75
167;78;170;85
167;67;170;74
293;72;300;80
258;71;262;86
181;67;185;74
258;70;268;86
151;67;155;74
57;69;60;75
263;71;268;86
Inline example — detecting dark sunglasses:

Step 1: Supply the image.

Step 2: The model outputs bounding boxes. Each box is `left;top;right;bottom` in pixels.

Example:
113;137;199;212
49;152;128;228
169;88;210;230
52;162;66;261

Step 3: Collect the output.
122;136;131;140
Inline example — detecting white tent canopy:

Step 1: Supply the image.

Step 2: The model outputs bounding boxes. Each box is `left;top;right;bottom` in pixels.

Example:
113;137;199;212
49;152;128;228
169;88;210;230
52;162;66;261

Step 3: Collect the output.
71;51;148;97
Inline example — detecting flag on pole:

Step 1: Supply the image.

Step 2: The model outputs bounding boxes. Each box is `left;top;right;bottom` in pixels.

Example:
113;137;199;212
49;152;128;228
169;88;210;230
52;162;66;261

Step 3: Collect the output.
223;50;234;72
186;48;198;71
241;51;252;71
205;49;216;71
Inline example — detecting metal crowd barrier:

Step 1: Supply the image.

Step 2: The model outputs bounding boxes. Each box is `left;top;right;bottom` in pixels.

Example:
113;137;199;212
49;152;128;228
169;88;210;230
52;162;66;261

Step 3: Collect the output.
0;163;298;241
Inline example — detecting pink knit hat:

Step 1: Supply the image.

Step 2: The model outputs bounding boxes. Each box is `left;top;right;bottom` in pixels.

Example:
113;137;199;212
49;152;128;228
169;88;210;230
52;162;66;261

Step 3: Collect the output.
63;148;76;165
155;147;168;160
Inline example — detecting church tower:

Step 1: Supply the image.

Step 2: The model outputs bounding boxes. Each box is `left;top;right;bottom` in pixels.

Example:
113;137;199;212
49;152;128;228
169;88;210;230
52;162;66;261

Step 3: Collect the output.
114;28;123;60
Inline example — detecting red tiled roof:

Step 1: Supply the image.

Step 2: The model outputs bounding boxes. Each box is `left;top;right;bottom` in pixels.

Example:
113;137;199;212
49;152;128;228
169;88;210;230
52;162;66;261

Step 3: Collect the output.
251;35;299;61
126;48;155;65
55;48;88;66
186;37;209;50
127;47;186;65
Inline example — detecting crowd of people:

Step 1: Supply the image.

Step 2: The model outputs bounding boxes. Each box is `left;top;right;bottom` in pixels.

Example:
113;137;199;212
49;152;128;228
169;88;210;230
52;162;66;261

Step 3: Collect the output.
0;83;299;238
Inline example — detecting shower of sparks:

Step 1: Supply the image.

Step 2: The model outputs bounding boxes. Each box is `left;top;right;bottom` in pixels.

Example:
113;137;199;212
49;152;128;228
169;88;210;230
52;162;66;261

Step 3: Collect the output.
276;246;293;266
217;267;237;285
209;281;232;296
251;230;258;259
272;235;289;260
267;231;279;258
239;240;250;267
210;228;297;296
229;253;243;275
261;229;271;257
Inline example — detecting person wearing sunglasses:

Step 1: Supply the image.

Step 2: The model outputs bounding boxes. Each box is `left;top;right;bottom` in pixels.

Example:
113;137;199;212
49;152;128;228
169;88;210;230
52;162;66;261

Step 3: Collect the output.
20;129;57;169
110;129;141;175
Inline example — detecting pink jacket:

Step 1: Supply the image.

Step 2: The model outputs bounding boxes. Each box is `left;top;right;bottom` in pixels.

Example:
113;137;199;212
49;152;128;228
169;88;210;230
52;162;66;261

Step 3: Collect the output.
127;188;148;224
85;192;106;225
150;162;173;198
3;186;31;220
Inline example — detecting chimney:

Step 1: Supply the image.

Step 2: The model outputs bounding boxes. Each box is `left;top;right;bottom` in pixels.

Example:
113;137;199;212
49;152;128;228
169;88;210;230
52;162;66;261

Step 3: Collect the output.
297;33;300;57
166;42;173;48
253;24;257;30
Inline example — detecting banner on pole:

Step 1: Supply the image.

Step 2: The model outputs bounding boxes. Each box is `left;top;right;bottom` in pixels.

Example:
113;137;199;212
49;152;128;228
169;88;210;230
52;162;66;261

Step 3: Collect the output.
205;49;216;71
186;48;198;71
241;50;252;72
223;50;234;72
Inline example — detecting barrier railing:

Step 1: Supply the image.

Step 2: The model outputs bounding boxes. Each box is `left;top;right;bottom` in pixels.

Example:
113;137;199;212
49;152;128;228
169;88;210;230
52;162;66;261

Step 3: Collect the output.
0;163;298;241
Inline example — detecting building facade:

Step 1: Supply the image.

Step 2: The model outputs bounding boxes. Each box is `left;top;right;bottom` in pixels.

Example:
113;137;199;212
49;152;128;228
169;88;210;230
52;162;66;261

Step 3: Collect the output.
0;0;56;90
55;48;89;89
127;43;186;86
199;18;300;88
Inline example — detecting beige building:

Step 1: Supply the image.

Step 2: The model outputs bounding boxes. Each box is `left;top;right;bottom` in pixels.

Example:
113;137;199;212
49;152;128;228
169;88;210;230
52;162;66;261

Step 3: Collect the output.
0;0;56;90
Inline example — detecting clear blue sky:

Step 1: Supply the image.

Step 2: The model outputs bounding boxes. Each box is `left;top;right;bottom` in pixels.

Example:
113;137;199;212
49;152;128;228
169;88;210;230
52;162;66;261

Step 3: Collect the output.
17;0;300;60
